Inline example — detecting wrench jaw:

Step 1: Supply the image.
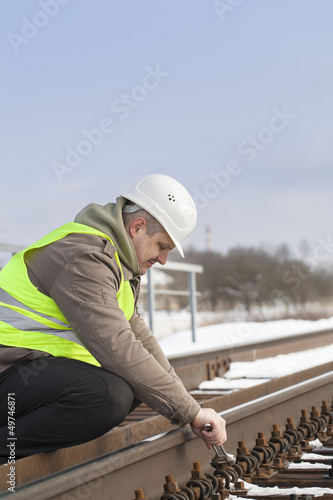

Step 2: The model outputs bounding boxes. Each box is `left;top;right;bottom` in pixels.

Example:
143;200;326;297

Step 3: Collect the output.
210;444;236;467
203;423;236;467
210;450;228;469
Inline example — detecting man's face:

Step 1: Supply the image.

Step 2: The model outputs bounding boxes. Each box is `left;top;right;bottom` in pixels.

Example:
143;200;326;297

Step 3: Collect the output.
130;219;175;275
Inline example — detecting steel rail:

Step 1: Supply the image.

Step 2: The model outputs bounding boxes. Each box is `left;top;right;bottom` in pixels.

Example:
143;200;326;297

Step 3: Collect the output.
172;326;333;391
1;361;331;492
169;325;333;368
1;368;332;499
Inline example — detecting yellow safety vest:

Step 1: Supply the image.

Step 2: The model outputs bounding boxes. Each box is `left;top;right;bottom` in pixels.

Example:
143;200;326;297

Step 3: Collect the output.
0;223;135;367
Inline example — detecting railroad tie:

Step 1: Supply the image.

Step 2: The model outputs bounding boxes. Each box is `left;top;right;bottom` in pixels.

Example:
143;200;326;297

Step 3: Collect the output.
134;400;333;499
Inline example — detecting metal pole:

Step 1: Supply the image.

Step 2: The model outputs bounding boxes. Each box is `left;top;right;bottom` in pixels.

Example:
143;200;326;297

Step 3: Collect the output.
147;267;155;333
188;271;197;343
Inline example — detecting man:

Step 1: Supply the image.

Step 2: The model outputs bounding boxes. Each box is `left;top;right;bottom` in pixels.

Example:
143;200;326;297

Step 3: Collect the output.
0;174;226;463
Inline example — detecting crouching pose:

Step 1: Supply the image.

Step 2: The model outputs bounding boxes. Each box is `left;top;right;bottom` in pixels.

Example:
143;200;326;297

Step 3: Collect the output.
0;174;226;463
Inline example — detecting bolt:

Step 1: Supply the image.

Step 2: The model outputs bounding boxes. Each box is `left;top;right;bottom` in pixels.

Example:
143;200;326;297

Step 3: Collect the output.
216;478;225;492
311;406;320;418
212;493;230;500
191;461;205;479
220;492;230;499
273;457;284;469
234;480;246;490
271;424;282;437
255;467;268;478
237;441;250;455
300;409;307;423
213;480;230;499
163;475;179;493
134;490;147;500
286;417;296;430
256;432;268;446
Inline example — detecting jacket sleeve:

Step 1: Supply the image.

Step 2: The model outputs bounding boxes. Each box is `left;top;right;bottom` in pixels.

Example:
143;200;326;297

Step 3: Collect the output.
129;312;171;371
28;235;200;427
129;312;186;387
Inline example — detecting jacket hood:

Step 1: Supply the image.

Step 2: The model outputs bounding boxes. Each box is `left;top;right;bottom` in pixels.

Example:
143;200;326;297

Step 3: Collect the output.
74;197;140;276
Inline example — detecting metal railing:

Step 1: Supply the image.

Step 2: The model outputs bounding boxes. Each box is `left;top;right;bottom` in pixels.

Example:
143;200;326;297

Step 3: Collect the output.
0;243;25;255
0;245;204;343
144;261;203;342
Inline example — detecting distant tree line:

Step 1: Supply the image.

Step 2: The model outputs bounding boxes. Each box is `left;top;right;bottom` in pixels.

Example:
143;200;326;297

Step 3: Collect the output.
161;244;333;319
2;244;333;321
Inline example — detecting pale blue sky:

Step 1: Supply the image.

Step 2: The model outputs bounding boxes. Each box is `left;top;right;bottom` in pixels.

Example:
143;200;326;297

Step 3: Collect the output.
1;1;333;260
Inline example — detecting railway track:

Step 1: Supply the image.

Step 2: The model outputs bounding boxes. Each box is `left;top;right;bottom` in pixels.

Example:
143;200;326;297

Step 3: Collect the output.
0;327;333;499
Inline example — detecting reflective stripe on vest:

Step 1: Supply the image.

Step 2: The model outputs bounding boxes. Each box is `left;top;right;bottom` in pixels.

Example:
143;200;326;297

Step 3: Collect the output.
0;223;135;366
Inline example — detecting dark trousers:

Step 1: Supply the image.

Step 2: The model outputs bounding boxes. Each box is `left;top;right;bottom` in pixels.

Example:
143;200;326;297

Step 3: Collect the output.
0;357;137;464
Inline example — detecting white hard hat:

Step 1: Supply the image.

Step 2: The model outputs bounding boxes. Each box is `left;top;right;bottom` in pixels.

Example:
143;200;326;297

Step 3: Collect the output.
121;174;197;258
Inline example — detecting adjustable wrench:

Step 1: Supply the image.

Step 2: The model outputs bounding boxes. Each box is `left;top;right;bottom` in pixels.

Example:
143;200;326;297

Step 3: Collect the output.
203;423;236;466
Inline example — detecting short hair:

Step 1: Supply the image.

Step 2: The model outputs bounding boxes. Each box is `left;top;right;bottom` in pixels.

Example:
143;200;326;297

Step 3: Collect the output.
122;200;165;237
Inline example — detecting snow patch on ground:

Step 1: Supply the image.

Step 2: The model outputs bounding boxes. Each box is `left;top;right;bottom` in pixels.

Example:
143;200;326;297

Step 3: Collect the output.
301;452;333;460
288;461;330;469
159;316;333;357
230;480;333;497
309;439;324;448
199;377;271;390
198;343;333;389
157;316;333;497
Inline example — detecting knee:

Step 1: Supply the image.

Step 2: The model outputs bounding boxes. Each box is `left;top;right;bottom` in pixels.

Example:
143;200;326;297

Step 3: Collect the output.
101;376;134;428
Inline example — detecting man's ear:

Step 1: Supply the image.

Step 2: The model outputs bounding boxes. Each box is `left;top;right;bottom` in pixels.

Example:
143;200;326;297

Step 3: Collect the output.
128;217;147;238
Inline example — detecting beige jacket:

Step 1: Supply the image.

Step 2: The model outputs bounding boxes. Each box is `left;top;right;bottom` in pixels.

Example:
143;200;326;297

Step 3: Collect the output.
0;197;200;426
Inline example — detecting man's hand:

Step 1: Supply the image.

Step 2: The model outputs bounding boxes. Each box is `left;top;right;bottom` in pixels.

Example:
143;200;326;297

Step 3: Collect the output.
189;408;227;449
